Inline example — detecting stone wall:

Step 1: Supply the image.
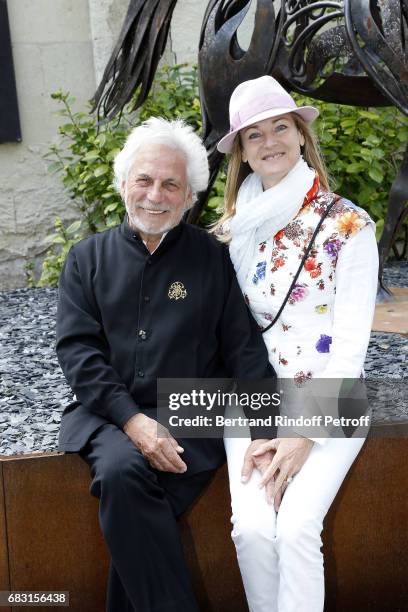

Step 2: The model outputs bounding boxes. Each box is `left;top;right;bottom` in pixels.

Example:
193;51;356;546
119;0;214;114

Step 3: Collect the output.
0;0;255;290
0;0;97;289
88;0;129;86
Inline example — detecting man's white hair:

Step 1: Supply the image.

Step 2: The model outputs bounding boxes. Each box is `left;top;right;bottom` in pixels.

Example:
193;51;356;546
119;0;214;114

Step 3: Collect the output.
113;117;209;201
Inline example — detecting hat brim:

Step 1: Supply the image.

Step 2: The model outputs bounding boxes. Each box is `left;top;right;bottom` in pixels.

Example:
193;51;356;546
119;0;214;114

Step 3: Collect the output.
216;106;319;154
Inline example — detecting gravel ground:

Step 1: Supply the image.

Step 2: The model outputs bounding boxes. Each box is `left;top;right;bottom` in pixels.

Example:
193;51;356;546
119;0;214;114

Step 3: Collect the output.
0;264;407;456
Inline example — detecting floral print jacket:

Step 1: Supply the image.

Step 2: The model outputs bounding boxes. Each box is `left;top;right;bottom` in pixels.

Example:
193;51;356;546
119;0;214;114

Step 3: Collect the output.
243;185;376;384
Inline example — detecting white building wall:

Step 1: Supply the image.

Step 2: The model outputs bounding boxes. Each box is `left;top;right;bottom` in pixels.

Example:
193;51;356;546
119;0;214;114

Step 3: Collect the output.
0;0;96;289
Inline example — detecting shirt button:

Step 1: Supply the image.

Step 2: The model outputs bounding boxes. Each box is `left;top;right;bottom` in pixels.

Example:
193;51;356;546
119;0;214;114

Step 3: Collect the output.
138;370;145;378
143;296;150;303
147;258;152;265
138;330;147;341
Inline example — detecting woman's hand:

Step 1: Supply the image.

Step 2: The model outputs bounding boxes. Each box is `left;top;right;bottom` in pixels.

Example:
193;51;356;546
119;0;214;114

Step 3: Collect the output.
252;438;314;509
241;439;277;506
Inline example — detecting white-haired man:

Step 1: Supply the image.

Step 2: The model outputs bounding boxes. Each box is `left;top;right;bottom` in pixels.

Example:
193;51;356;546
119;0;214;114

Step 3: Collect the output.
56;118;274;612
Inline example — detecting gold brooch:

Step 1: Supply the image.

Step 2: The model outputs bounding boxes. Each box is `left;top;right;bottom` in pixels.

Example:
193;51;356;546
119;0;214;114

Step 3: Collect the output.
168;281;187;300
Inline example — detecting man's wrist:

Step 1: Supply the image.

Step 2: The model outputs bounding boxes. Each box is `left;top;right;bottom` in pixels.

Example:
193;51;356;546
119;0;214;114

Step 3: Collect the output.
123;413;144;433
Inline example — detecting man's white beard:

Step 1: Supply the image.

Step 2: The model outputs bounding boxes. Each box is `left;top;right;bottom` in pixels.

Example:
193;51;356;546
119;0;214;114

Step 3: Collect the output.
125;197;189;236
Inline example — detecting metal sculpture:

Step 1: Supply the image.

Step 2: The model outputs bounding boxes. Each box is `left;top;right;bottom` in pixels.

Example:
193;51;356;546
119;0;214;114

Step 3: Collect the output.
92;0;408;299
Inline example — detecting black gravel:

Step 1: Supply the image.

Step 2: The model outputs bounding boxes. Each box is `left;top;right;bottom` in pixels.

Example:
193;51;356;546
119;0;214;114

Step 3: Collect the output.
1;264;407;456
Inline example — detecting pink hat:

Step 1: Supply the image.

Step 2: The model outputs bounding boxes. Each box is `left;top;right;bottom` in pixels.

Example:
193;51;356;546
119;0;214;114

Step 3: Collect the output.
217;75;319;154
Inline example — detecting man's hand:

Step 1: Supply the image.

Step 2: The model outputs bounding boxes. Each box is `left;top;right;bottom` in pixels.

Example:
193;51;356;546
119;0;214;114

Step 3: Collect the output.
241;439;278;507
252;438;314;508
124;413;187;473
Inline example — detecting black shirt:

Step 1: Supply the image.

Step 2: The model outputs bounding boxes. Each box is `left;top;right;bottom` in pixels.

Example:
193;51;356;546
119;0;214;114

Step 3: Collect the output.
56;217;275;472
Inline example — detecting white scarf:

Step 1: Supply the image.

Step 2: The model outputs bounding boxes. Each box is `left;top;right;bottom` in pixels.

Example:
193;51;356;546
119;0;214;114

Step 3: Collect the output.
229;157;316;288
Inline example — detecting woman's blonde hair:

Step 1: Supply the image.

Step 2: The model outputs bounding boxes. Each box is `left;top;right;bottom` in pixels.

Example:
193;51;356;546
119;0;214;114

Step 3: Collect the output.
212;114;329;242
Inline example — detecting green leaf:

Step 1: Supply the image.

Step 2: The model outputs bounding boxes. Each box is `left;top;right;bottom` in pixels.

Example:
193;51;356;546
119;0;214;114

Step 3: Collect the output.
106;212;121;227
45;233;60;243
66;220;82;235
104;203;118;214
83;150;100;161
368;167;384;183
106;148;122;161
340;119;356;129
358;110;380;120
375;218;384;241
346;162;362;174
51;236;66;244
206;196;224;209
94;165;110;177
95;133;107;147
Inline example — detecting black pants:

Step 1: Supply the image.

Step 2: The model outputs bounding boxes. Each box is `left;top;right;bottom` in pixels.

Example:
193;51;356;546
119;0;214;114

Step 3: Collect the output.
79;423;215;612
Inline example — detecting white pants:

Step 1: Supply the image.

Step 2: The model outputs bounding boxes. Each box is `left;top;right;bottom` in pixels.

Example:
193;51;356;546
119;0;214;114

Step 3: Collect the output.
224;434;365;612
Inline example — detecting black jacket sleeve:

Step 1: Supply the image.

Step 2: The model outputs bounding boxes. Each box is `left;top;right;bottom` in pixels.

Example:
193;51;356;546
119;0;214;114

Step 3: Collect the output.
56;247;141;429
219;251;278;440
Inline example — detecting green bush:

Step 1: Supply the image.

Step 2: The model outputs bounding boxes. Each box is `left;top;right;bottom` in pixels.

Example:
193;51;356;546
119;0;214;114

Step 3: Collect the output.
39;64;407;286
39;90;129;286
294;96;408;242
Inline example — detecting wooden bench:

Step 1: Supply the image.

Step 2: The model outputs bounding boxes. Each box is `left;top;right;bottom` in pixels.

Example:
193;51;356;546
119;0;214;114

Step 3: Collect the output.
1;433;407;611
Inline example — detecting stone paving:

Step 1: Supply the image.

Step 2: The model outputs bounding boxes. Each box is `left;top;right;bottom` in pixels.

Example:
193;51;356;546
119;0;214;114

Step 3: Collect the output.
0;262;407;456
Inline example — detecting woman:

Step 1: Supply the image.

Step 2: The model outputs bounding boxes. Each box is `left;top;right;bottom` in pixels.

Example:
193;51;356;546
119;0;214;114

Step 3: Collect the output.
215;75;378;611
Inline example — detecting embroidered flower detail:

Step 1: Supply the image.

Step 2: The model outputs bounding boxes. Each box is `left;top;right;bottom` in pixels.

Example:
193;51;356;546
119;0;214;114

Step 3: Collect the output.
317;279;325;291
336;211;365;237
289;283;309;304
244;293;250;306
263;313;275;322
271;256;286;272
315;334;332;353
324;238;342;258
252;261;266;284
259;241;266;252
270;283;276;296
304;257;317;271
315;304;328;314
282;323;292;331
274;229;285;241
279;353;288;366
283;221;303;241
304;258;322;278
314;204;326;217
294;370;313;386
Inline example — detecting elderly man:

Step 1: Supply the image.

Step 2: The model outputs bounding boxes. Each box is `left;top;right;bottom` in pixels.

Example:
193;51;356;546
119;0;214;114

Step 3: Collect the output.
56;117;273;612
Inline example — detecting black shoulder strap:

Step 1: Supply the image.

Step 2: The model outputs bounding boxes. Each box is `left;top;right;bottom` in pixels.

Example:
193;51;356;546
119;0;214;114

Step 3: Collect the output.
261;196;339;335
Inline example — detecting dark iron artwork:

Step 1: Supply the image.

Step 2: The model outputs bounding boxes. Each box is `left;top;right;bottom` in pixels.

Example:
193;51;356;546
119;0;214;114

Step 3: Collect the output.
92;0;408;299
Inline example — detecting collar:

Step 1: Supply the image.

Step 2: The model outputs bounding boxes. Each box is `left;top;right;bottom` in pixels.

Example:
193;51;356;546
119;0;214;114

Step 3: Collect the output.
273;174;320;240
302;173;320;208
120;214;184;254
142;232;168;253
